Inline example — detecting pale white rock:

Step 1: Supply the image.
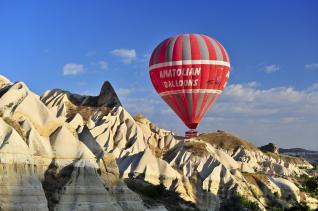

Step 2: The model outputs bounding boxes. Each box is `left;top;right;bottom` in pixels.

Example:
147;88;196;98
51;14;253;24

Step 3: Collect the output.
67;113;84;130
0;81;152;211
0;118;32;164
0;119;49;210
119;147;181;185
0;75;11;89
0;82;61;138
41;89;70;120
134;114;180;152
20;118;54;158
0;163;49;211
49;126;97;168
54;165;123;211
270;177;300;202
99;154;147;211
304;195;318;210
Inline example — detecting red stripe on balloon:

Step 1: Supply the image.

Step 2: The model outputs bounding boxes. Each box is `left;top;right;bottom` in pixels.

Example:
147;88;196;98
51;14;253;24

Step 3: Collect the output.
162;95;183;121
158;38;171;64
198;94;219;123
215;39;228;62
149;50;156;66
172;35;183;61
189;35;202;116
201;35;217;61
218;67;229;90
170;94;188;125
196;93;209;122
189;34;201;60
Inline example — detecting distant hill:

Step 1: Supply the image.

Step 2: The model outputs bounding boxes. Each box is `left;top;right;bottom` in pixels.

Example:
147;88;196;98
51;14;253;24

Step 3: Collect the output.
280;148;318;153
280;148;318;165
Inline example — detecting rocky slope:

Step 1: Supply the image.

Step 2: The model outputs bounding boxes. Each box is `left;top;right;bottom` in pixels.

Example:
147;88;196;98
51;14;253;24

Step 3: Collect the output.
0;75;317;211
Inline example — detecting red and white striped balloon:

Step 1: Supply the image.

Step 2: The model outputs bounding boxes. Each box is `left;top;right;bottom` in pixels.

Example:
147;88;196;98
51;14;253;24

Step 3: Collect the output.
149;34;230;130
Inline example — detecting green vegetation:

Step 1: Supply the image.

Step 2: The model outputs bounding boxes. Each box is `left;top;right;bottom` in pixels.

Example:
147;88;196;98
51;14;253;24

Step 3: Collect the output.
298;176;318;197
238;194;260;211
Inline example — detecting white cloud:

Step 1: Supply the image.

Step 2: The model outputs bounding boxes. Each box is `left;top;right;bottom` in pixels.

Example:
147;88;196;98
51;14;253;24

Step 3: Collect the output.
63;63;84;75
110;49;136;64
98;61;108;70
263;64;280;73
214;83;318;117
307;83;318;92
305;63;318;70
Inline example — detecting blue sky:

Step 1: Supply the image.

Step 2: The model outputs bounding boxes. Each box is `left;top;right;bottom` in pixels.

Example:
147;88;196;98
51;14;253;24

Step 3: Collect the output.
1;0;318;149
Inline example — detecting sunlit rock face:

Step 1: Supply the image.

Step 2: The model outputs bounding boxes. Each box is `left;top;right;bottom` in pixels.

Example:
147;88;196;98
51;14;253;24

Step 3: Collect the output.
0;76;146;211
0;74;316;211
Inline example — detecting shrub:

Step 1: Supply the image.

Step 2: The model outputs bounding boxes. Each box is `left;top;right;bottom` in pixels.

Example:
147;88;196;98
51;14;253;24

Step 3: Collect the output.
298;176;318;197
305;176;318;192
238;194;260;211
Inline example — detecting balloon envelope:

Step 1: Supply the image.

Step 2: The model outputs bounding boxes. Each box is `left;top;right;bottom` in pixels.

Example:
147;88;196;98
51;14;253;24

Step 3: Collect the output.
149;34;230;129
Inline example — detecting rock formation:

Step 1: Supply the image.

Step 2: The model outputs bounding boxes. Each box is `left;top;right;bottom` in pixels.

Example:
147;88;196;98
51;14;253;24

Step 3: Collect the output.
260;143;279;154
0;75;317;211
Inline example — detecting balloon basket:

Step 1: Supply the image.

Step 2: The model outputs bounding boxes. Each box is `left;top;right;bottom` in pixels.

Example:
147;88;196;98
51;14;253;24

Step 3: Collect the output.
185;130;198;138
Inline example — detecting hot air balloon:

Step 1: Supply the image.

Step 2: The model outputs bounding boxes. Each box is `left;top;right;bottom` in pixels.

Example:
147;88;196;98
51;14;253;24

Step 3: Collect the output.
149;34;230;137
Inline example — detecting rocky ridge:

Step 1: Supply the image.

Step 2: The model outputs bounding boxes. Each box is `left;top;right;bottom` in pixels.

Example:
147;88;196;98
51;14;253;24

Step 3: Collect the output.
0;75;317;211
